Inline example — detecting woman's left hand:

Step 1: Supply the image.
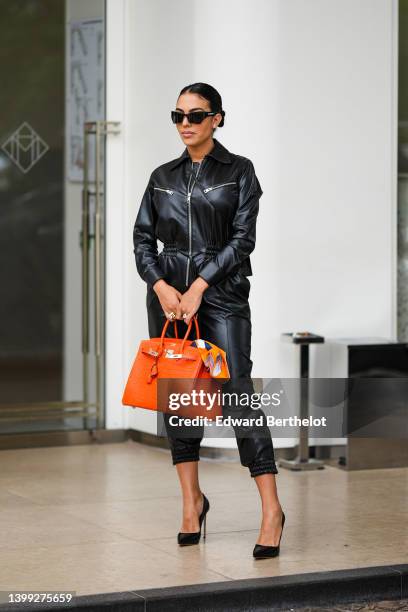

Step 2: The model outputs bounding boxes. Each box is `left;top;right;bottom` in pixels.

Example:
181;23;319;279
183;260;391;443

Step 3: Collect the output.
179;277;209;325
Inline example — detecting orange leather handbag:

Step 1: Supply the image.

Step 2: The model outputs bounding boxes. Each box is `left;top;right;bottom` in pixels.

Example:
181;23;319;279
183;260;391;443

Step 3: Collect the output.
121;315;230;417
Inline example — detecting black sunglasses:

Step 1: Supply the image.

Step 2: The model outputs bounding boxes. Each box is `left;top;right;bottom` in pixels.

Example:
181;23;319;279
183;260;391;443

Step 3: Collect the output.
171;110;224;124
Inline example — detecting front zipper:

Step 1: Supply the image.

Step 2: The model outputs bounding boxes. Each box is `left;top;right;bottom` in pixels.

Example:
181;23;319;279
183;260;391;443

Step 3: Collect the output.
154;187;174;195
203;181;236;194
185;159;205;286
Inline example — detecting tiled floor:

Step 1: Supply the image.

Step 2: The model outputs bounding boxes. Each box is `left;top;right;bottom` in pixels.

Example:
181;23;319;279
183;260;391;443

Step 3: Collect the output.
0;439;406;596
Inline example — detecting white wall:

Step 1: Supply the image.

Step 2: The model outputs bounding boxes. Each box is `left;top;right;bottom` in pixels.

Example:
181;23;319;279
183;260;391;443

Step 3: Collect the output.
105;0;398;452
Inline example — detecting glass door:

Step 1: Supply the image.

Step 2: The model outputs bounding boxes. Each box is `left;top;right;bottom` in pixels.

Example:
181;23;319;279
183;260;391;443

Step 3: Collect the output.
0;0;108;434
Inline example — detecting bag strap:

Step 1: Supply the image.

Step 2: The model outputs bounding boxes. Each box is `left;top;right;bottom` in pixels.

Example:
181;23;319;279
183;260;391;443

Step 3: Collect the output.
159;315;200;352
180;316;200;353
156;318;179;340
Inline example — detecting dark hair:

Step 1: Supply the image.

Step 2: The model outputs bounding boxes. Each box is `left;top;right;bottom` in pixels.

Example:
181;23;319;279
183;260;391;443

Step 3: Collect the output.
178;82;225;131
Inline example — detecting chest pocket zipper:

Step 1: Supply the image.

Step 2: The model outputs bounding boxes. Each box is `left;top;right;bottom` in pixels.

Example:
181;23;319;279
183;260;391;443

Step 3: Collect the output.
203;181;236;194
154;187;174;195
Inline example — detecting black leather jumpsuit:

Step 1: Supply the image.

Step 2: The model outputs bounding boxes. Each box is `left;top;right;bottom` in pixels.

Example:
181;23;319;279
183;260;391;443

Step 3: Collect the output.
133;137;278;478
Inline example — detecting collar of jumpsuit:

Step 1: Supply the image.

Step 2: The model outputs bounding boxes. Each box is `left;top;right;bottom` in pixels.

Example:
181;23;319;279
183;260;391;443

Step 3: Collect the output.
169;137;233;170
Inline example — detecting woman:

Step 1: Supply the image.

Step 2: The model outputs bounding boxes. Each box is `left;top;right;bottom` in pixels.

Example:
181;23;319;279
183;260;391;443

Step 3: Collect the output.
133;82;285;559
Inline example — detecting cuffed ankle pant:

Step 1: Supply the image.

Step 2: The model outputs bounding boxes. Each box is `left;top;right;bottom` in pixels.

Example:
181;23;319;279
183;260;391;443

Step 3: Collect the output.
146;273;278;478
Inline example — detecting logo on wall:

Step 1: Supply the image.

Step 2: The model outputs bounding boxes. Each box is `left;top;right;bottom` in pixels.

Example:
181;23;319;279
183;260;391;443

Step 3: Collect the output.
1;122;49;173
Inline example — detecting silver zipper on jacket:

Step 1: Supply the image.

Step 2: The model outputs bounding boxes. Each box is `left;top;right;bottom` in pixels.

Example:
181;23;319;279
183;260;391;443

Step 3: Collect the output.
186;159;204;286
203;181;236;194
154;187;174;195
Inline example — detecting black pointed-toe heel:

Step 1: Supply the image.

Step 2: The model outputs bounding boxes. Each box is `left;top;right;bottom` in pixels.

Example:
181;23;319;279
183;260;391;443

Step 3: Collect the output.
253;510;285;559
177;494;210;546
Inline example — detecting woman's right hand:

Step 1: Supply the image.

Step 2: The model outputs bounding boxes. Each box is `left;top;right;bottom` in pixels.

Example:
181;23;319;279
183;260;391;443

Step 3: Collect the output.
153;279;183;319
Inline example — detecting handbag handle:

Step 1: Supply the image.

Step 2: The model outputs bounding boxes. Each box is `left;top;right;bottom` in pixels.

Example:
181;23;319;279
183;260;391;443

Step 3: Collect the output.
180;316;200;353
159;318;176;345
159;315;200;352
